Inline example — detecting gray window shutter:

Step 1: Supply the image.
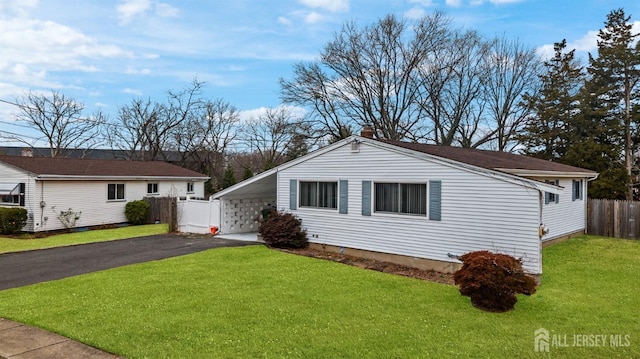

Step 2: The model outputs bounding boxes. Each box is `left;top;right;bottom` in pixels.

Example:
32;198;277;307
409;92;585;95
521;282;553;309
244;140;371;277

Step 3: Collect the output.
429;180;442;221
555;180;560;203
361;180;371;216
572;180;577;202
289;179;297;210
339;180;348;214
545;192;550;205
579;180;583;200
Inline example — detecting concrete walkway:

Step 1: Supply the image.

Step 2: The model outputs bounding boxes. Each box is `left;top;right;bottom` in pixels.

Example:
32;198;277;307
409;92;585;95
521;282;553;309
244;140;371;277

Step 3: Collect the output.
0;318;121;358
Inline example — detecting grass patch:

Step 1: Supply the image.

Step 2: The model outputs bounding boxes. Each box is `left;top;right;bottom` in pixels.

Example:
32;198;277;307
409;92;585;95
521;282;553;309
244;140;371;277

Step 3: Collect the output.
0;224;168;254
0;235;638;358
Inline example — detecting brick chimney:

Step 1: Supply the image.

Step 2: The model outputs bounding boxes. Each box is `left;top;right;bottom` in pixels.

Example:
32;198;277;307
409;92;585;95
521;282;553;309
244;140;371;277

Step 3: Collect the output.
22;148;33;157
360;125;374;139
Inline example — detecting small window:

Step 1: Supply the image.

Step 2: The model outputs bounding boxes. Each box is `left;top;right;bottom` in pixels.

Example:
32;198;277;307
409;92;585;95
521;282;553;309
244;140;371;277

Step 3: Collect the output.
187;182;194;193
572;180;583;201
1;195;20;205
545;180;559;204
300;181;337;209
375;183;426;216
147;183;159;194
108;183;125;201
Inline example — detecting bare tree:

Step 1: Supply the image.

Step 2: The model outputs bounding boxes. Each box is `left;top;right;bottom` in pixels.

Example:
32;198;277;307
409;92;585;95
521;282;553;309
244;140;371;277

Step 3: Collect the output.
244;107;310;170
417;29;492;147
107;79;205;160
106;97;162;160
13;90;105;157
481;36;541;151
280;13;451;141
173;98;240;189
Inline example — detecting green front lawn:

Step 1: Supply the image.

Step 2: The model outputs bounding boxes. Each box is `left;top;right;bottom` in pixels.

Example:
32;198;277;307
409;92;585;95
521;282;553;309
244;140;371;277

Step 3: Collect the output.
0;236;638;358
0;224;169;254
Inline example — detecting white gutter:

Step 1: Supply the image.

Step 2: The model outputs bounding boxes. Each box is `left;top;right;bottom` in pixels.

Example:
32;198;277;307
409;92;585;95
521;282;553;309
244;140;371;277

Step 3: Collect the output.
497;168;599;179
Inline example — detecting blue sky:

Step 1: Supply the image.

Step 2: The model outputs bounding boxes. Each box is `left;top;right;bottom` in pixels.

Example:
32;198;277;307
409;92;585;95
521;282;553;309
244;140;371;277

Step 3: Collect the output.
1;0;639;146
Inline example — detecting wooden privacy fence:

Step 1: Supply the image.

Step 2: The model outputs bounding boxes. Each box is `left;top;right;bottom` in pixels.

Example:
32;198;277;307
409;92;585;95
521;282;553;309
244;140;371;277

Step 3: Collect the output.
587;199;640;240
145;197;178;232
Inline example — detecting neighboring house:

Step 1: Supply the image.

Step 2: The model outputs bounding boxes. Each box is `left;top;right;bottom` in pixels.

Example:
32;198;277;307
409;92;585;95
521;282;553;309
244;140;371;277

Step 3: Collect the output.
210;132;597;275
0;155;209;232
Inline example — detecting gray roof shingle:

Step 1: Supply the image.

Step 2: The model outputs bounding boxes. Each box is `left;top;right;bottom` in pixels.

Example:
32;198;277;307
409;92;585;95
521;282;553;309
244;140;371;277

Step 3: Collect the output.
381;140;596;175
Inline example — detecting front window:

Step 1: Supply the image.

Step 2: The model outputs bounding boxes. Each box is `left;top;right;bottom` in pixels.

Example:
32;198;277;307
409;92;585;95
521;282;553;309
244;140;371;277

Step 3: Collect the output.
187;182;194;193
375;183;426;216
300;181;337;209
108;183;125;201
147;183;159;194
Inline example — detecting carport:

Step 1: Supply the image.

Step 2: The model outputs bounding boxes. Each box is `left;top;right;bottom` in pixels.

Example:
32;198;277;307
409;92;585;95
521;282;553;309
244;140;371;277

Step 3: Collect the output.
211;168;278;236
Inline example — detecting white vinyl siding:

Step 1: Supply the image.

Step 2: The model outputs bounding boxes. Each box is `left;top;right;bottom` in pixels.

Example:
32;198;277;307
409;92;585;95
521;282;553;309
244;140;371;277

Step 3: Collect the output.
540;178;586;241
0;176;206;232
278;141;544;274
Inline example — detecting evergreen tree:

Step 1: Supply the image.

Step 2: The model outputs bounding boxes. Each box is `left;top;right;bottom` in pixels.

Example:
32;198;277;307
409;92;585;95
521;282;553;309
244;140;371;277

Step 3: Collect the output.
587;8;640;199
521;40;583;160
242;167;254;180
221;165;236;189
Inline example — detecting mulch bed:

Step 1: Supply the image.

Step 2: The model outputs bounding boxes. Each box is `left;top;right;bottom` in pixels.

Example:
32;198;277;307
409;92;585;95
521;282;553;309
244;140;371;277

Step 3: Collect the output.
277;247;455;285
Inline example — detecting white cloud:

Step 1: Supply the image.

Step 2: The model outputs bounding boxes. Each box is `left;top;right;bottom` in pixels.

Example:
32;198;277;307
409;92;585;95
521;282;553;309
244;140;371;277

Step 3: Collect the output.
489;0;525;4
404;7;427;20
278;16;292;26
0;0;38;19
117;0;151;24
535;44;554;60
0;16;130;89
298;0;349;12
305;12;324;24
446;0;462;7
408;0;435;6
123;88;143;96
569;30;599;52
125;66;151;75
155;3;179;17
116;0;178;25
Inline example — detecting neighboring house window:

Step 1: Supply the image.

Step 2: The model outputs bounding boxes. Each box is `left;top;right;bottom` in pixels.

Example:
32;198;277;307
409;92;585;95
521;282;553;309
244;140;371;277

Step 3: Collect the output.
1;195;19;205
107;183;125;201
0;183;25;206
300;181;337;209
147;183;159;195
374;182;426;216
187;182;194;193
545;180;559;204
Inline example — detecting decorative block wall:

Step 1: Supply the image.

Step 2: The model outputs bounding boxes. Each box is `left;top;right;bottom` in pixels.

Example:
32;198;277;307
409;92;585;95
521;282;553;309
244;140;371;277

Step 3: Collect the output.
222;197;276;234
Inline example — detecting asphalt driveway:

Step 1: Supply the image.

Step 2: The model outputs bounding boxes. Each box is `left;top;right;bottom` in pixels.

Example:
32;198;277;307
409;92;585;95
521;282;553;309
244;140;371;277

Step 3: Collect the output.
0;234;258;291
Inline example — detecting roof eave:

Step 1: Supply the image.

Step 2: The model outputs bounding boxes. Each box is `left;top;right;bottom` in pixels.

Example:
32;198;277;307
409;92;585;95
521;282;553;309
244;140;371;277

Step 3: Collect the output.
496;168;598;179
36;175;209;181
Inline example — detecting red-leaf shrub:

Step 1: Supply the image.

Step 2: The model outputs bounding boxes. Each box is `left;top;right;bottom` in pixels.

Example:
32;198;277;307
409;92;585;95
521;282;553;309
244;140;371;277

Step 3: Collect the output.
453;250;537;312
259;210;307;248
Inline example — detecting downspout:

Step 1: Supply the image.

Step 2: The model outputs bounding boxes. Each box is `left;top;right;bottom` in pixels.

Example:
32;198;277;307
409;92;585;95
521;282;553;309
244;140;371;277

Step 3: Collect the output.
585;174;600;233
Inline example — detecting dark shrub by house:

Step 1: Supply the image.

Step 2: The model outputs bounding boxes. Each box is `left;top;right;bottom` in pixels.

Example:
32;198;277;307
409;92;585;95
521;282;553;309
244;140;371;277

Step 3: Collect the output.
0;207;28;234
125;200;151;225
453;250;537;312
259;210;307;248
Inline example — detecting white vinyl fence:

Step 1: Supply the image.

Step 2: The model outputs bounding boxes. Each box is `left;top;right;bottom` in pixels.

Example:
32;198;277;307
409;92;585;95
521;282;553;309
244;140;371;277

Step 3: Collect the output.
177;197;220;234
